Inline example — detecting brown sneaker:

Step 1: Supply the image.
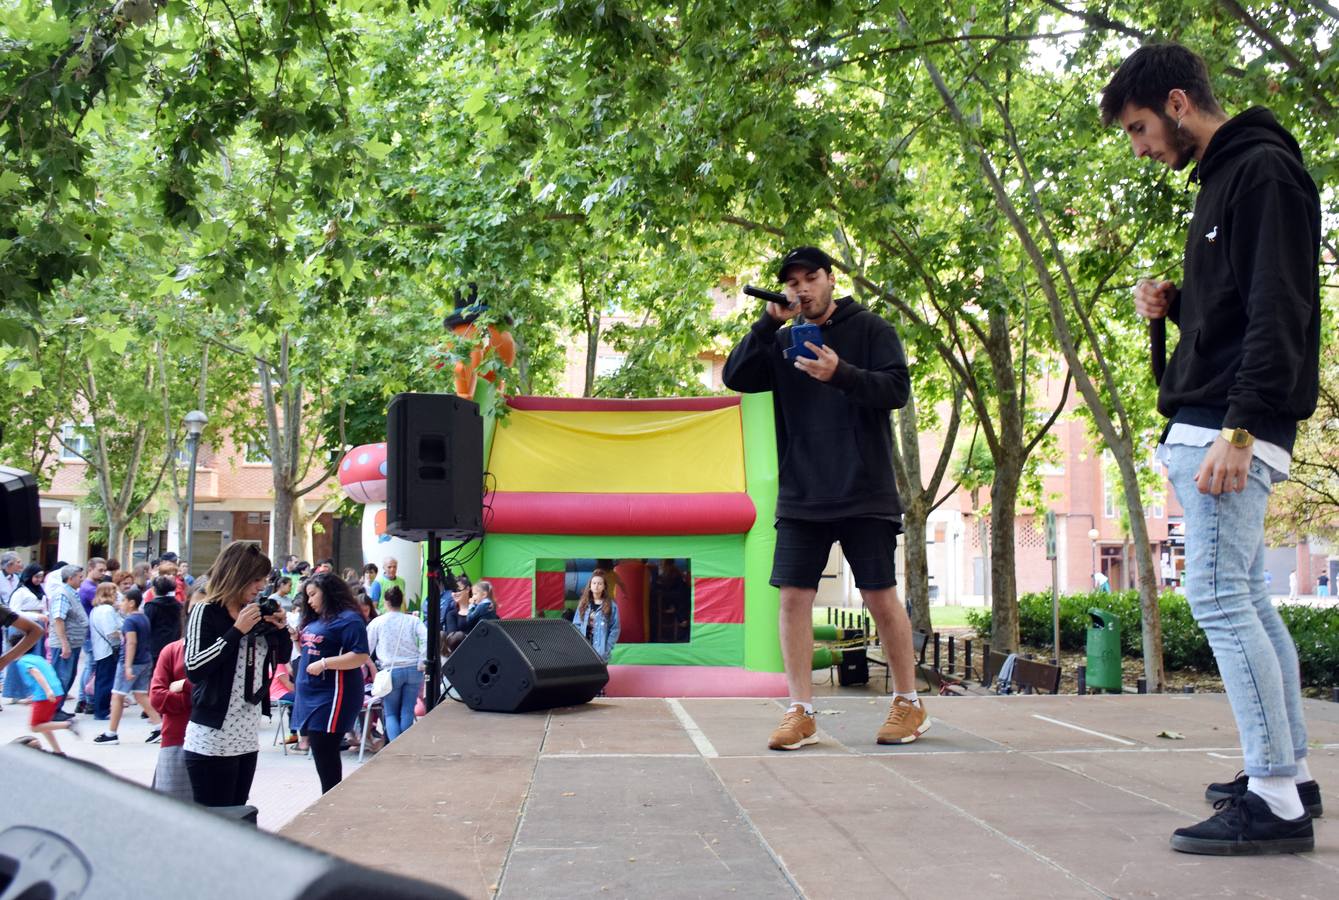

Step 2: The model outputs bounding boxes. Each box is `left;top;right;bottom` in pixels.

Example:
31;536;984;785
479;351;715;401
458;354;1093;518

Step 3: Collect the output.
768;706;818;751
876;697;930;744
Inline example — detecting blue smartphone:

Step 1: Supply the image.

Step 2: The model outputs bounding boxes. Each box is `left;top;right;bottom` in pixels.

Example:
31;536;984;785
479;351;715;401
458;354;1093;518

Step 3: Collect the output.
785;322;824;361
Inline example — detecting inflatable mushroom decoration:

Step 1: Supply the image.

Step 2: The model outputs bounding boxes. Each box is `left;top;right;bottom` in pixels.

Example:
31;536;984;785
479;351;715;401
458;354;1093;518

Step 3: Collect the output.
338;442;388;504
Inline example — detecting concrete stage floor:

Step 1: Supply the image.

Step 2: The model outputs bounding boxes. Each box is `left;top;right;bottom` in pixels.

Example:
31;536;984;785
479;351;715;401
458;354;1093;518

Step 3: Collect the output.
286;694;1339;899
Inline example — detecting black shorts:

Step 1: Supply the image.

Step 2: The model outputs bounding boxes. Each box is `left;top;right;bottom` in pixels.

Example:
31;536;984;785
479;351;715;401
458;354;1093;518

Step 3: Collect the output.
770;517;901;591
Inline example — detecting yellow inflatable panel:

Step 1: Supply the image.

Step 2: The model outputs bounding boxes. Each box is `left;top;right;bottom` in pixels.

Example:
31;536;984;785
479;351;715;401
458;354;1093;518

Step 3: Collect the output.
490;408;746;493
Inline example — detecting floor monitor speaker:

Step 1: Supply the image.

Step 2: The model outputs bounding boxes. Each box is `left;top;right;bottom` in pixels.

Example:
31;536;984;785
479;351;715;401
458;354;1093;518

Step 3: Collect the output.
445;619;608;713
386;393;484;541
0;745;466;900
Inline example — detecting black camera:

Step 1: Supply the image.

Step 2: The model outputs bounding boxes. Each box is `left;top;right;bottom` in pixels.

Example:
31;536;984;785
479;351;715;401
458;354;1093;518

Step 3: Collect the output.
251;594;283;636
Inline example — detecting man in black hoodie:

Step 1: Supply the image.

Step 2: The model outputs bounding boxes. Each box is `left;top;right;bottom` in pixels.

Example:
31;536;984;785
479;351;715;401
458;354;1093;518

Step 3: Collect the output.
724;246;927;751
1102;43;1322;856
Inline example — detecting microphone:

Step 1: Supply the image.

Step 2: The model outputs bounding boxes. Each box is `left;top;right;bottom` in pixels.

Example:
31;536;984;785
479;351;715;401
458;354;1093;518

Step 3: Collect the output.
743;284;793;307
1150;319;1166;385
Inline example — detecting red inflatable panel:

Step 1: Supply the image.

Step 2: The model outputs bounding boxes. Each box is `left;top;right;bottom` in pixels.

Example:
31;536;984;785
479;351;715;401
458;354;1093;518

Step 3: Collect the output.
488;577;533;619
506;396;740;412
534;571;566;612
487;492;756;536
692;577;745;624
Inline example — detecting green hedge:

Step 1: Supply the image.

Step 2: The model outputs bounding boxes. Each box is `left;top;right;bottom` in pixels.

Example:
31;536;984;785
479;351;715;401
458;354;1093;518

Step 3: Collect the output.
964;590;1339;688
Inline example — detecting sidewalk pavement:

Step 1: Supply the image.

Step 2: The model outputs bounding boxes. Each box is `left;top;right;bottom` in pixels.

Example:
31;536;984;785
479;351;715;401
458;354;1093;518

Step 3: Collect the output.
0;697;362;831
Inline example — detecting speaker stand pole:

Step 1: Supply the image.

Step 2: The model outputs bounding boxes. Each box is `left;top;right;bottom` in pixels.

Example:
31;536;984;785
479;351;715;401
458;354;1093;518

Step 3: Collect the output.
425;530;442;711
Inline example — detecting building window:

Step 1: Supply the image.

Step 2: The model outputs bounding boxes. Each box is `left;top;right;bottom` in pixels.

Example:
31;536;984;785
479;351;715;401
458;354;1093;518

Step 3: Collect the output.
244;442;271;465
59;423;92;461
1102;452;1118;519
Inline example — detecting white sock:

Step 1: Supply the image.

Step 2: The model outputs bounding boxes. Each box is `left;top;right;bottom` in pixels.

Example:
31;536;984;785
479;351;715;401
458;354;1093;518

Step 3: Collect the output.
1294;758;1312;784
788;701;814;715
894;691;920;707
1248;775;1305;820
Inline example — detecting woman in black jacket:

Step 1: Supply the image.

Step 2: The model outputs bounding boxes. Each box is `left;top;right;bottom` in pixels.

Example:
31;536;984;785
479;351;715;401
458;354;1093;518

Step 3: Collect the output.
182;543;290;807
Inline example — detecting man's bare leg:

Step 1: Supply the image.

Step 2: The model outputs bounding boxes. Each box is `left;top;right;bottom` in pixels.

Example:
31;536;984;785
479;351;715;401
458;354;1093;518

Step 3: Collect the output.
778;585;818;703
861;585;930;743
769;585;822;751
859;586;916;693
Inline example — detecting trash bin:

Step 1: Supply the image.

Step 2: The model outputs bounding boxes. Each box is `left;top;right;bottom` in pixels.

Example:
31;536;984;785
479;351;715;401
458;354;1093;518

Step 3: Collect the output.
1086;609;1122;692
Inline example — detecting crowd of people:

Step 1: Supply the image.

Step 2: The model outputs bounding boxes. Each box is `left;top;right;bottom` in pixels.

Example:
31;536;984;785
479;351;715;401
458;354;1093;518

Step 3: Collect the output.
3;543;631;802
0;545;436;810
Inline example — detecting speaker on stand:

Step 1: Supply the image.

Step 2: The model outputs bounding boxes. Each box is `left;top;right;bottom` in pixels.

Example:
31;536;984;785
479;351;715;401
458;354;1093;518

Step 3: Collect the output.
385;392;485;714
445;619;609;713
385;393;484;543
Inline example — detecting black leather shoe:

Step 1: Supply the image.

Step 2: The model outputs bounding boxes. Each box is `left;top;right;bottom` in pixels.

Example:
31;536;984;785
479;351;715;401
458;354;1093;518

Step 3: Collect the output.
1173;792;1313;855
1206;771;1323;818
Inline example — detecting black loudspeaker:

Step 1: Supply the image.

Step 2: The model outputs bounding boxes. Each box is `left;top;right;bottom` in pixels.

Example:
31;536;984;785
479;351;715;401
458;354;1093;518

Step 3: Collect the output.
0;746;466;900
386;393;484;542
838;647;870;686
0;466;40;548
445;619;609;713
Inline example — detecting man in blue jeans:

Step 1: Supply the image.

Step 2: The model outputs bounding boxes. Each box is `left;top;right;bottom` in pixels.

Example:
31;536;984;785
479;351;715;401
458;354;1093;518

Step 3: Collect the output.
1103;43;1322;854
49;564;87;715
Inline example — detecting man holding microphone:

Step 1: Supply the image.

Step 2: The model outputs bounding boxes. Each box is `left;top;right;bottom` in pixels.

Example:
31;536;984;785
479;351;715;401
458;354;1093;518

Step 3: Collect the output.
724;246;927;751
1103;43;1322;854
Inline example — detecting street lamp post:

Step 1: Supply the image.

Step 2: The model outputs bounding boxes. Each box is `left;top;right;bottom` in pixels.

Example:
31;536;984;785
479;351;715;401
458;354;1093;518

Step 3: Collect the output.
1088;528;1101;586
182;410;208;576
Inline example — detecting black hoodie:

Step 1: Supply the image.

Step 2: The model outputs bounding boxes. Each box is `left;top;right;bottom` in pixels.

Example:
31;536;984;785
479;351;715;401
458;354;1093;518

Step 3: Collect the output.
143;594;183;660
1159;107;1321;450
723;296;910;521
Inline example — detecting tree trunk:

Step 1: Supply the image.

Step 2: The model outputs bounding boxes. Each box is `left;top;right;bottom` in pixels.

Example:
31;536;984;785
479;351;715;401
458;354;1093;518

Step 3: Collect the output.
272;484;295;563
902;509;932;634
294;496;314;563
890;394;932;634
1120;470;1167;691
989;458;1022;653
583;311;600;398
106;517;127;569
577;256;600;397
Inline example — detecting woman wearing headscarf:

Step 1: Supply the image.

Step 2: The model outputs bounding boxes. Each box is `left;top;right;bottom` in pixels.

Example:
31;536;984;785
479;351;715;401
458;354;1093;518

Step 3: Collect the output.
3;564;48;702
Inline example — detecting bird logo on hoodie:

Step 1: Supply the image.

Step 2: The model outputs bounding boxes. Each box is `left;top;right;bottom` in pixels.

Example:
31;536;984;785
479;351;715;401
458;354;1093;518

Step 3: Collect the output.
1205;225;1219;243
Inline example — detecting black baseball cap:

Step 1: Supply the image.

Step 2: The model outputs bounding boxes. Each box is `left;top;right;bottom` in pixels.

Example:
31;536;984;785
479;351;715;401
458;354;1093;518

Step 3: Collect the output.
776;246;834;283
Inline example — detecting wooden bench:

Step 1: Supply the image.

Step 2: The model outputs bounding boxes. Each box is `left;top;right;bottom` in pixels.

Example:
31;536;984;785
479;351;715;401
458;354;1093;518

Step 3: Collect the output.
982;650;1062;695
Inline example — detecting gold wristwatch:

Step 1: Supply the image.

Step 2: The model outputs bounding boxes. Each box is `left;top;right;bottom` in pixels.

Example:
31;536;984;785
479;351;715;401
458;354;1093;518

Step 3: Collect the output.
1220;427;1254;449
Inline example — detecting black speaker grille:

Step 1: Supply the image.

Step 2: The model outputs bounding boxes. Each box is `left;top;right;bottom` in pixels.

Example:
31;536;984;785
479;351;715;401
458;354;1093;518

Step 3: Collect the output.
448;619;608;713
494;618;608;680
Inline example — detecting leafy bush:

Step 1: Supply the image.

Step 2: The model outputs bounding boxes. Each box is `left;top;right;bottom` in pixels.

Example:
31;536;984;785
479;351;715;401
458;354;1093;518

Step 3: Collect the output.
963;590;1339;687
1280;604;1339;689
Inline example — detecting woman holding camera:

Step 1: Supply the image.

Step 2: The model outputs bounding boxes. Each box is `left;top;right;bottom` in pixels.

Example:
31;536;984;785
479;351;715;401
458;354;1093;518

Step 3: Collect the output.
293;573;370;794
183;543;290;807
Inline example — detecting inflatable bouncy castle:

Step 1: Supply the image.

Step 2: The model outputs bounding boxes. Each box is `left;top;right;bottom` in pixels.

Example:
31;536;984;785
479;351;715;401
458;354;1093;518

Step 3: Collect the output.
468;394;787;696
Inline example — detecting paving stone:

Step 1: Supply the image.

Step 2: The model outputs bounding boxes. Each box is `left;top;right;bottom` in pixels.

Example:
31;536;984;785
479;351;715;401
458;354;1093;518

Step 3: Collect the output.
500;756;797;900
